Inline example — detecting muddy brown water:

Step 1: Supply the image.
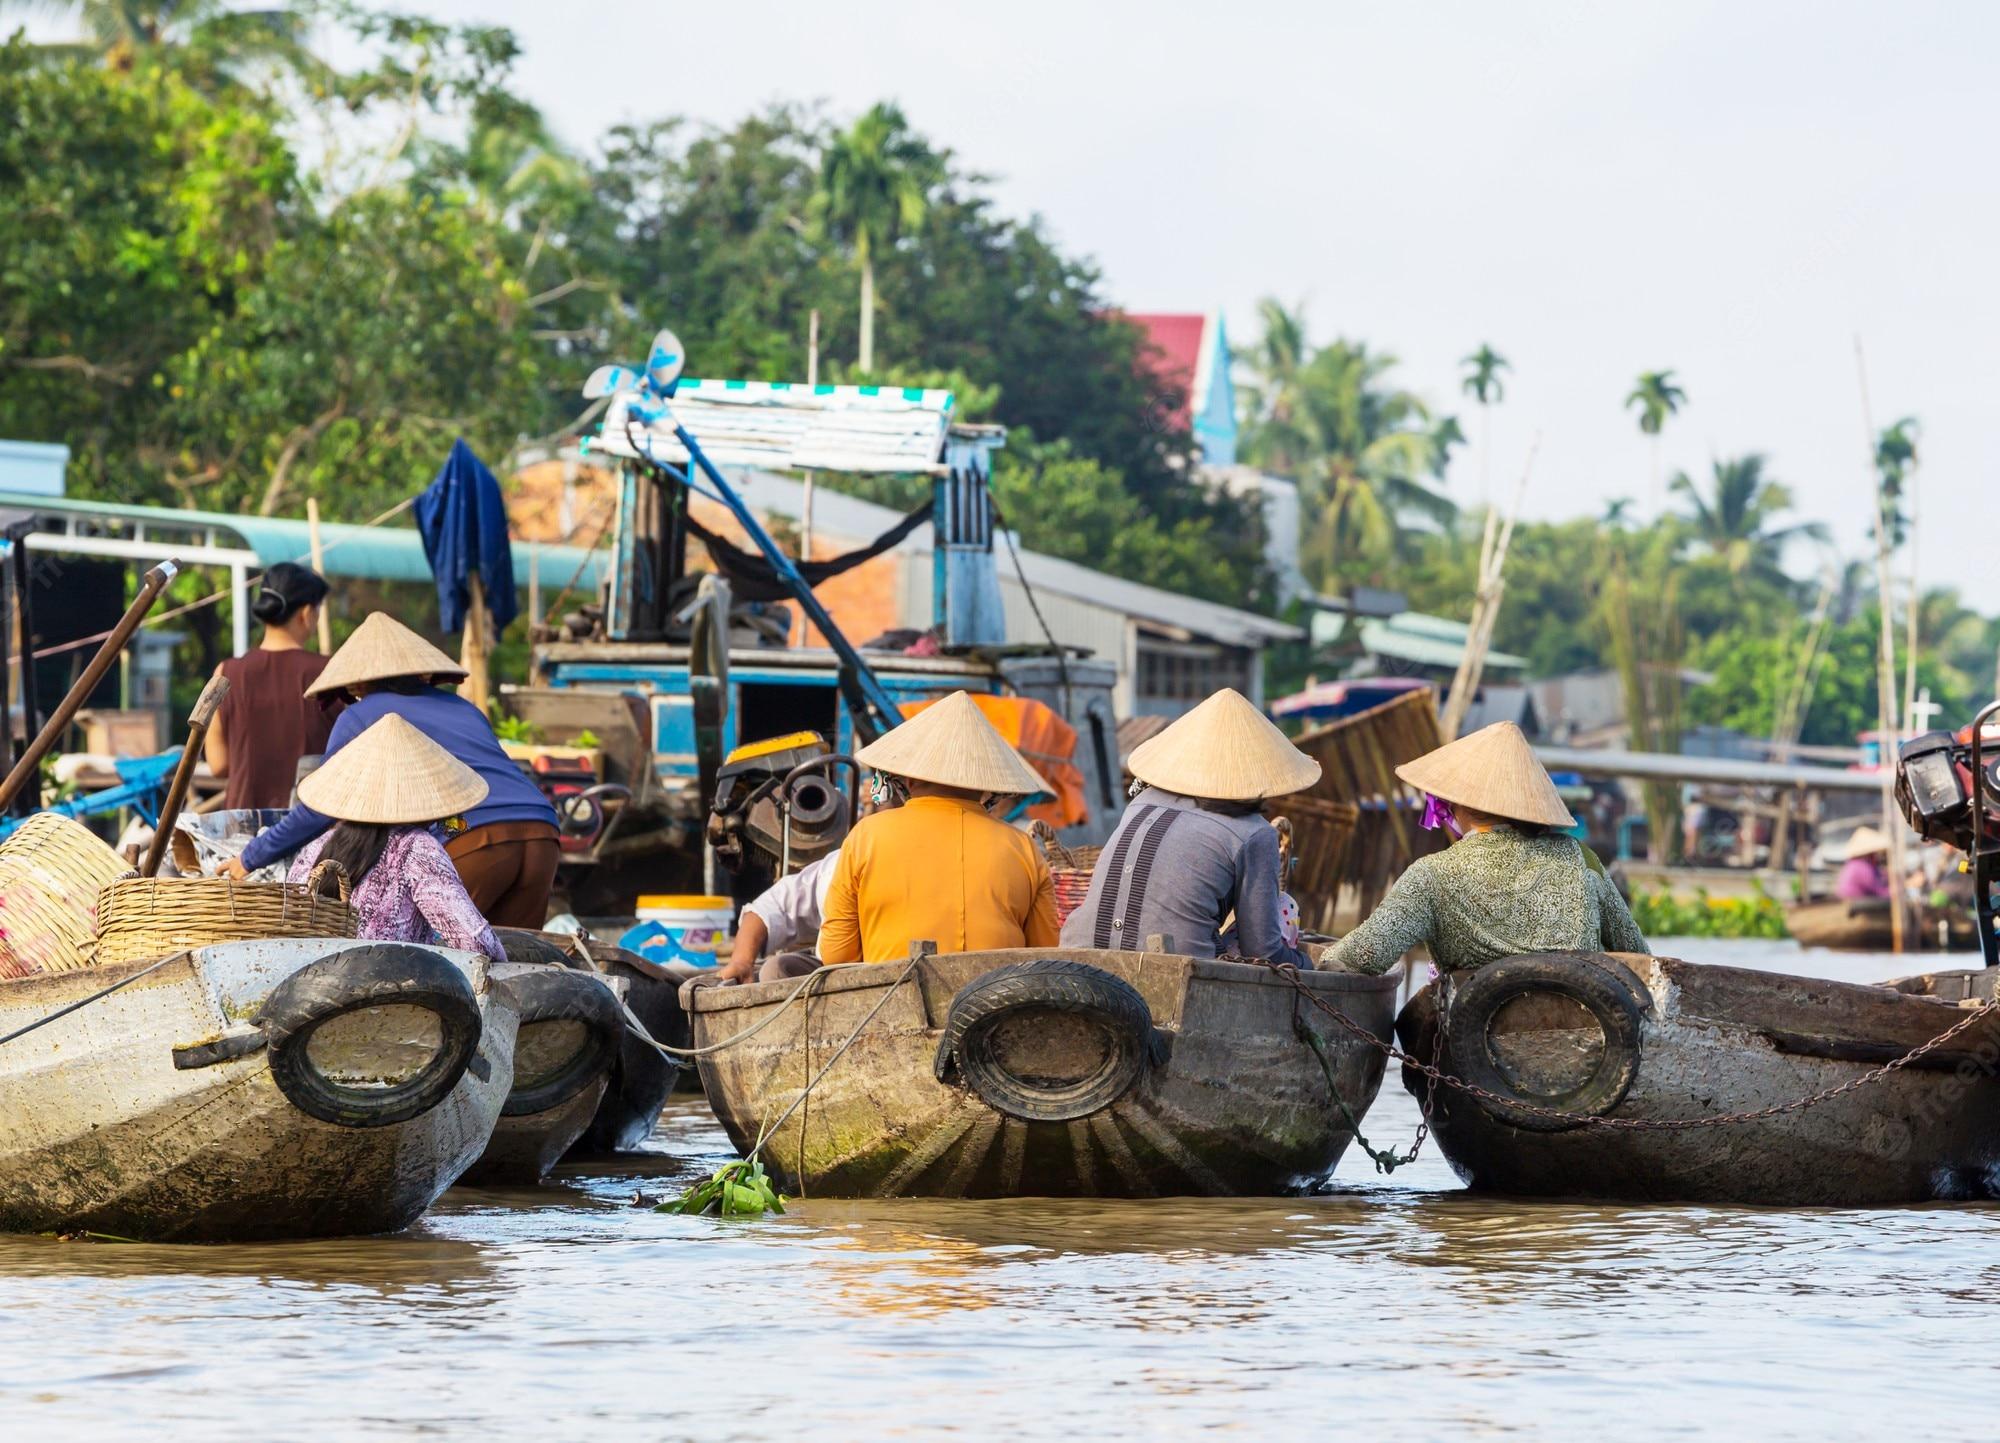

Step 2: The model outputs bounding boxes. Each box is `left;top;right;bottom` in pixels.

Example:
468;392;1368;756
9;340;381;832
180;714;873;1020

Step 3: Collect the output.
4;941;1996;1440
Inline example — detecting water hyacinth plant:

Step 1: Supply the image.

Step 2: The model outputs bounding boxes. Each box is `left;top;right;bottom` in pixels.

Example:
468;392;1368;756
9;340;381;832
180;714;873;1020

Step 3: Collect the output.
659;1157;787;1218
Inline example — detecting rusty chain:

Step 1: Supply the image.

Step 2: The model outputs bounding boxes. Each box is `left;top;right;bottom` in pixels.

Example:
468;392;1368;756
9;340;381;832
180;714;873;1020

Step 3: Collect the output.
1264;961;2000;1133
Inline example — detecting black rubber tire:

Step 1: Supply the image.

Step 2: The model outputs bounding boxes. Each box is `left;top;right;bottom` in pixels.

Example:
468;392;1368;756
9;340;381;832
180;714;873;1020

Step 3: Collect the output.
495;928;576;968
495;966;625;1117
257;943;483;1129
934;959;1158;1123
1442;952;1649;1133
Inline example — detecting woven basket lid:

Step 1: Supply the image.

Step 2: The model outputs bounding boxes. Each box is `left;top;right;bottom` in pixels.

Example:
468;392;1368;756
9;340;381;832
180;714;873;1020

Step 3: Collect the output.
1127;688;1321;801
1395;720;1576;829
298;713;489;823
854;690;1050;796
306;612;468;696
1843;825;1889;860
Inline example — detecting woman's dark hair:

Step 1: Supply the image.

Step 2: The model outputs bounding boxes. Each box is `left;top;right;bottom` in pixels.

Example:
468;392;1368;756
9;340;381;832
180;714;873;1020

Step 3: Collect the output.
371;676;440;696
251;561;330;625
318;821;394;887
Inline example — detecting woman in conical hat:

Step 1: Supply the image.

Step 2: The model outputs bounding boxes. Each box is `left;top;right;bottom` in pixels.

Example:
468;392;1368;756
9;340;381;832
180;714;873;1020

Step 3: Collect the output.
227;613;561;929
1324;720;1650;976
1058;688;1318;968
814;691;1059;967
1834;825;1893;901
284;714;505;961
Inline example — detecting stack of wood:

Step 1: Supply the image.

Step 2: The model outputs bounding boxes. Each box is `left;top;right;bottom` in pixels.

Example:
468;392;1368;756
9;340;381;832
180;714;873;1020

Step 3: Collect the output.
1288;689;1448;932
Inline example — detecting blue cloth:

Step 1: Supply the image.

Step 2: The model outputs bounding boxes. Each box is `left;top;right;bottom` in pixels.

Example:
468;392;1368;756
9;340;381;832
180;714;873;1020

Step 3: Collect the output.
240;689;557;871
415;438;517;634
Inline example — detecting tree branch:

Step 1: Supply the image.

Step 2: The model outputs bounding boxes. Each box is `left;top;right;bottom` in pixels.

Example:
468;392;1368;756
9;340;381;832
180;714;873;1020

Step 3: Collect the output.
257;396;348;517
5;355;134;386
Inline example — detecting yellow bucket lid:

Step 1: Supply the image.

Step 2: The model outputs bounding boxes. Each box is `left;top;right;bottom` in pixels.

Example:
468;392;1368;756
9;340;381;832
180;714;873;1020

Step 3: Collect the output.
637;894;733;910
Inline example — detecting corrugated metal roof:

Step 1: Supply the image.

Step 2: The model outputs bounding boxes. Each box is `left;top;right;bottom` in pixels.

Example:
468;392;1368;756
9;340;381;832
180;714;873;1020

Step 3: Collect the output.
0;490;605;589
1355;612;1525;671
587;380;956;474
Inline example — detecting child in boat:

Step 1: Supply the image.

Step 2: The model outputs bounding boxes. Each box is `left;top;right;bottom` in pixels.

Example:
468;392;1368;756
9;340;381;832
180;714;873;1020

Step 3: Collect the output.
1058;689;1317;968
1324;721;1649;976
283;713;506;962
812;692;1058;969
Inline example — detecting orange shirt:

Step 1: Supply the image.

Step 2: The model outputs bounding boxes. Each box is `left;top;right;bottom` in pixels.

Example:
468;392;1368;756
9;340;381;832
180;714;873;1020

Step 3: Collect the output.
818;796;1058;964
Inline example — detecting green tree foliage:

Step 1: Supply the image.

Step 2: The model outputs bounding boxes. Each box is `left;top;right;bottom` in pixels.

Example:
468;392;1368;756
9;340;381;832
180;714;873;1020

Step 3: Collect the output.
812;102;941;374
1669;453;1828;585
1239;302;1458;589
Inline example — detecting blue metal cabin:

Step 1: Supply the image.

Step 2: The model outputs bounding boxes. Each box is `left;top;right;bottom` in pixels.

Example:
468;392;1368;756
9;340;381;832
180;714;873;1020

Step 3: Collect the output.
514;379;1124;898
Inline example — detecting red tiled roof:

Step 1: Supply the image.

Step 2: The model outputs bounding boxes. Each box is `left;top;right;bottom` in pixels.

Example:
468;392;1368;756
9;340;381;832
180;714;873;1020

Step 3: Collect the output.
1124;312;1205;431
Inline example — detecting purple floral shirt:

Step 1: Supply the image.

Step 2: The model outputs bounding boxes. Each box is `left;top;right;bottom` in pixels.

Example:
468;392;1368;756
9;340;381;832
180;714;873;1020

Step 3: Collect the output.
289;826;505;962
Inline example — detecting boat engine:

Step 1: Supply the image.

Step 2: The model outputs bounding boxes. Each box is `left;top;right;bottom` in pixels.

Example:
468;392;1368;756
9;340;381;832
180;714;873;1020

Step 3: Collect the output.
705;731;856;873
1896;724;2000;852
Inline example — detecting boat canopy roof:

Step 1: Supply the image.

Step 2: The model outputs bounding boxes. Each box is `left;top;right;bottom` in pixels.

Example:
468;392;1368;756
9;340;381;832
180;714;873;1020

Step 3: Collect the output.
586;379;968;475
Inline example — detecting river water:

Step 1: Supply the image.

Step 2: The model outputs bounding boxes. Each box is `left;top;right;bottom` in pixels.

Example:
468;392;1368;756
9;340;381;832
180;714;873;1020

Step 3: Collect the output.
5;940;1996;1440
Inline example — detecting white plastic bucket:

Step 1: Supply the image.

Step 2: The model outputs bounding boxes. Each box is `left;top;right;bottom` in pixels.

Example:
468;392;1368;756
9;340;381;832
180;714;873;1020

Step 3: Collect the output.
632;894;735;965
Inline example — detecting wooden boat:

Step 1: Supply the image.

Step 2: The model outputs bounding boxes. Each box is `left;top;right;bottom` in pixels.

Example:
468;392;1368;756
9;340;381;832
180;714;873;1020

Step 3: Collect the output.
686;947;1400;1198
0;938;517;1241
1398;950;2000;1205
569;946;690;1154
1785;897;1979;952
458;960;624;1185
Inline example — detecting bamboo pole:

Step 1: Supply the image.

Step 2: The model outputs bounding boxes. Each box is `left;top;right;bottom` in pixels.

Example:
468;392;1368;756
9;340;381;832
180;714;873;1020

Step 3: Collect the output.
141;671;228;877
1902;459;1920;733
458;572;491;712
0;561;179;811
1855;336;1907;953
1441;435;1538;737
305;497;332;653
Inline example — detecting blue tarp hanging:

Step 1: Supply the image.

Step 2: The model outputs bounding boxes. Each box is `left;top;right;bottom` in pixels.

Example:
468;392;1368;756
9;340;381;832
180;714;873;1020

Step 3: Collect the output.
414;438;518;634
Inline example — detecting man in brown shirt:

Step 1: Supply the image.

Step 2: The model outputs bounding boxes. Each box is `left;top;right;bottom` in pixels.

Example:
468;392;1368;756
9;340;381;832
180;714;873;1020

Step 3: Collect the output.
205;563;342;810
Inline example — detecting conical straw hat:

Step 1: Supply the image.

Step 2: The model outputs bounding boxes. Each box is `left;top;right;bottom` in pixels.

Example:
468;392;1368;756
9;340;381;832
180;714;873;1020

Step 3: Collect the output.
854;691;1050;796
297;713;489;824
1127;689;1321;801
1395;721;1575;829
1844;825;1889;860
306;612;469;697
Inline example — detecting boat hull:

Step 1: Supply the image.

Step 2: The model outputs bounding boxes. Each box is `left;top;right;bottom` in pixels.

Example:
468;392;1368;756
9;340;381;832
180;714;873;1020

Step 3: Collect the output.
688;949;1399;1199
1402;954;2000;1206
1785;897;1977;953
0;940;516;1240
571;949;688;1154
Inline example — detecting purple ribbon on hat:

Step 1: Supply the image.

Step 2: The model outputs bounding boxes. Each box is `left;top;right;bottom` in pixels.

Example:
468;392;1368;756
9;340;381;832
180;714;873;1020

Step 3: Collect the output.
1420;793;1462;838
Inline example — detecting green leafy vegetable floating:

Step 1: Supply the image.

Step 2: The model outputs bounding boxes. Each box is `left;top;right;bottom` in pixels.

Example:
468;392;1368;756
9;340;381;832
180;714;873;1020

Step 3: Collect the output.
659;1157;787;1217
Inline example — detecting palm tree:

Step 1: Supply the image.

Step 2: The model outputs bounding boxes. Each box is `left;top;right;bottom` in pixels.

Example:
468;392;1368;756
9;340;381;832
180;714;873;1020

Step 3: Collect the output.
1237;298;1313;475
1625;369;1686;506
1670;453;1827;584
1873;415;1919;547
814;103;941;374
1460;343;1509;503
8;1;306;88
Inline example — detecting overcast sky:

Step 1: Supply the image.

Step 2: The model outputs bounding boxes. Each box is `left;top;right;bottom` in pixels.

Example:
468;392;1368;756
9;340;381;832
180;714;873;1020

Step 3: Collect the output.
29;2;1998;605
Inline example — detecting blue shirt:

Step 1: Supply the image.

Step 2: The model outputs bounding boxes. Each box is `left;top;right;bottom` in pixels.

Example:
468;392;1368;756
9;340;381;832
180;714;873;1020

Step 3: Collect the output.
240;688;558;871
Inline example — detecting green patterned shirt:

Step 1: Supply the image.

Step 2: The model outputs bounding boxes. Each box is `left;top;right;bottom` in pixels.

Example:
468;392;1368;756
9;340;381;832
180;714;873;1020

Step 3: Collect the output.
1327;829;1651;976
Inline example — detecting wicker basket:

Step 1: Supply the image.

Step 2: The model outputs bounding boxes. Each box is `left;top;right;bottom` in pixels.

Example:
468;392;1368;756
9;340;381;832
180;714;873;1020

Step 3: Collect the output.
92;861;357;967
1032;821;1103;927
0;813;134;979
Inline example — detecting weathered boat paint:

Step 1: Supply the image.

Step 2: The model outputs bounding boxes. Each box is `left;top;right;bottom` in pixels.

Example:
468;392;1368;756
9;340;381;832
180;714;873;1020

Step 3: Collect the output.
0;939;517;1240
571;950;688;1154
460;961;621;1185
686;948;1399;1199
1401;952;2000;1205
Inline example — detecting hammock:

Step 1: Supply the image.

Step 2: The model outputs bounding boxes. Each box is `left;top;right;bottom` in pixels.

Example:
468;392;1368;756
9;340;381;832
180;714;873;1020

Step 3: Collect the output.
684;501;934;604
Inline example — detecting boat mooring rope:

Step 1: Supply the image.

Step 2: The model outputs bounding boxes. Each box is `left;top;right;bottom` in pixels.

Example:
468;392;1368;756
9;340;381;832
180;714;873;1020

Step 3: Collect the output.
0;953;184;1049
1262;960;2000;1133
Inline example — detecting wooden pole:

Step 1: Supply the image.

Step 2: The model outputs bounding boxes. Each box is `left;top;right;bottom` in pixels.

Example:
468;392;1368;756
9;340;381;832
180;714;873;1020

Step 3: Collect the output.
807;309;820;388
305;497;332;653
1902;458;1920;733
1441;435;1538;737
141;671;228;877
458;572;491;712
1855;336;1907;954
0;560;179;812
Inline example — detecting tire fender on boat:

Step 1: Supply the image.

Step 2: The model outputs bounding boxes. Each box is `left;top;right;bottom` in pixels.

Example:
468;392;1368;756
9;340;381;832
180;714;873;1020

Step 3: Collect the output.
1443;952;1650;1133
256;942;483;1129
933;958;1162;1123
494;966;625;1117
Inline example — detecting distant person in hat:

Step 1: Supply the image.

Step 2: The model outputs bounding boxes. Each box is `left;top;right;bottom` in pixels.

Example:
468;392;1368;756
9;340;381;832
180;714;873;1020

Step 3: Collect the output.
284;714;504;961
811;691;1058;970
1325;721;1650;975
224;613;561;927
204;561;340;810
1060;689;1318;968
1834;826;1893;901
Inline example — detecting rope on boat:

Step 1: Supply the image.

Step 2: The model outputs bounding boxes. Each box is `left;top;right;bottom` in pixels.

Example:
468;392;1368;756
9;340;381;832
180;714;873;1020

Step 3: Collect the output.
1262;961;2000;1132
568;937;839;1059
0;953;184;1049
